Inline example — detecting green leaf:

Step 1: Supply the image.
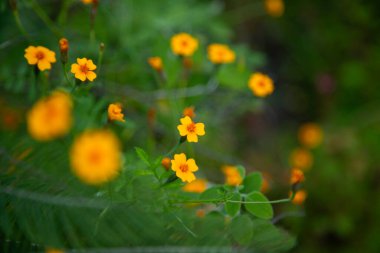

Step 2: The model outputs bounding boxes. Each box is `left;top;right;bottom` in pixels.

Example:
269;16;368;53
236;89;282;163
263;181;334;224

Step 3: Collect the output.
242;172;263;194
245;191;273;220
199;186;225;203
230;214;253;245
236;165;246;179
134;147;151;167
225;192;241;216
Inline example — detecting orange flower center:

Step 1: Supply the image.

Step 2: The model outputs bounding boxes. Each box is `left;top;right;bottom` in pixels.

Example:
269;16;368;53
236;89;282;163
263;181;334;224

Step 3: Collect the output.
181;40;188;47
88;150;102;164
187;123;196;133
179;163;189;172
36;51;45;60
258;80;266;87
80;64;89;74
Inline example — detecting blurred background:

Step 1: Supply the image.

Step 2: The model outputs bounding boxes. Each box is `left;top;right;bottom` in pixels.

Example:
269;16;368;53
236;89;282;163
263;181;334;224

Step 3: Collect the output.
1;0;380;252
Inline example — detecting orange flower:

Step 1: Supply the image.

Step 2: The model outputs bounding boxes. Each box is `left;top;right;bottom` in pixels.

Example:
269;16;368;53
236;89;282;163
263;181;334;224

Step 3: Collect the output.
183;179;207;193
148;57;163;71
108;103;125;122
171;153;198;183
261;175;270;193
222;166;242;186
298;123;323;148
248;72;274;97
265;0;284;17
161;157;171;170
290;169;305;185
27;91;72;141
182;106;196;119
291;190;307;205
171;33;198;57
177;116;205;143
59;38;69;53
81;0;96;4
290;148;313;171
196;209;206;218
46;248;64;253
24;46;56;71
70;58;97;82
207;44;235;64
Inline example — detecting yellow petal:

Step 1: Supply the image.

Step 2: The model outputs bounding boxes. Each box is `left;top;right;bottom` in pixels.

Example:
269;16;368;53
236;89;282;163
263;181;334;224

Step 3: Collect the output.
86;59;97;70
195;123;205;136
86;71;97;81
174;153;186;164
184;172;196;183
75;72;87;81
180;116;192;125
37;60;51;71
187;133;198;142
187;159;198;172
177;125;188;136
71;64;80;73
77;58;87;65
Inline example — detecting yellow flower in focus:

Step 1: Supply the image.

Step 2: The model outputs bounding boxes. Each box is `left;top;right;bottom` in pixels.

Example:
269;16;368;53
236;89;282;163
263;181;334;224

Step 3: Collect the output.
108;103;125;122
70;130;121;185
171;33;198;57
265;0;284;17
148;57;163;72
291;190;307;205
183;179;207;193
46;249;64;253
182;106;196;119
161;157;171;170
207;44;235;64
24;46;56;71
298;123;323;148
171;153;198;183
290;148;313;171
248;73;274;97
177;116;205;143
70;58;97;82
290;169;305;185
222;166;243;186
27;91;72;141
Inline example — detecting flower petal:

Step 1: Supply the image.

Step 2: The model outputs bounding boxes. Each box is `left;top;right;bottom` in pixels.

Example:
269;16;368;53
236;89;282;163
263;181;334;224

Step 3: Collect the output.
75;72;87;81
86;59;97;70
37;60;51;71
180;116;192;125
77;58;87;65
195;123;205;136
187;133;198;143
173;153;186;164
187;159;198;172
71;64;80;73
177;125;188;136
86;71;97;81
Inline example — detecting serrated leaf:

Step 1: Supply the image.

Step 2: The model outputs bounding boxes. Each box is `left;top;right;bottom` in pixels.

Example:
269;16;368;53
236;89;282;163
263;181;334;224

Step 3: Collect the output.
225;192;241;216
242;172;263;193
245;191;273;220
134;147;150;167
230;214;253;245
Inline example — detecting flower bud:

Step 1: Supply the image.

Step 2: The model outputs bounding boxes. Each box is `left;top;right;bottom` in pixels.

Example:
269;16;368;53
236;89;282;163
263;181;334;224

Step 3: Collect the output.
59;38;69;64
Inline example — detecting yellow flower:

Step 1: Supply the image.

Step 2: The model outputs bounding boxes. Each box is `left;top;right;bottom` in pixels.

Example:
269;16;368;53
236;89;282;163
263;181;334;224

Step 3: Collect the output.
46;249;64;253
70;130;121;185
248;72;274;97
290;148;313;171
207;44;235;64
148;57;163;71
183;179;207;193
265;0;284;17
291;190;307;205
182;106;196;119
70;58;97;82
24;46;56;71
171;33;198;57
298;123;323;148
81;0;97;4
290;169;305;185
222;166;242;186
108;103;125;122
177;116;205;143
161;157;171;170
27;91;72;141
171;153;198;183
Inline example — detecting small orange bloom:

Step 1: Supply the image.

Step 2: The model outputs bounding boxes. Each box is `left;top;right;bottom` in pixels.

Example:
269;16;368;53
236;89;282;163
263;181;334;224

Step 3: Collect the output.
24;46;56;71
265;0;284;17
298;123;323;148
196;209;206;218
59;38;69;52
161;157;171;170
248;72;274;97
148;57;163;71
290;169;305;185
182;106;196;119
222;166;243;186
46;249;64;253
177;116;205;143
291;190;307;205
207;44;235;64
171;153;198;183
290;148;313;171
261;177;270;193
171;33;198;57
81;0;96;4
183;179;207;193
108;103;125;122
70;58;97;82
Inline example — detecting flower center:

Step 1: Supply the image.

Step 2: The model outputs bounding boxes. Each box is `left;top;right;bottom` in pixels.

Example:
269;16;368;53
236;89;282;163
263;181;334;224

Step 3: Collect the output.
258;80;266;87
88;150;102;164
80;64;89;74
179;163;189;172
181;40;188;47
36;51;45;60
187;123;196;133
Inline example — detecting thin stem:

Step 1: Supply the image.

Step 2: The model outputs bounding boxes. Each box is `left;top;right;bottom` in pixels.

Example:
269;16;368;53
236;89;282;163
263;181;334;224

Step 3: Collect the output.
27;0;62;38
164;138;182;158
61;63;72;87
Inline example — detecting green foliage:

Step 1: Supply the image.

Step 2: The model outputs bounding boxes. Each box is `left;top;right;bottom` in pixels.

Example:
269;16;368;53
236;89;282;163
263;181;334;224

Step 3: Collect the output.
245;192;274;220
242;172;263;193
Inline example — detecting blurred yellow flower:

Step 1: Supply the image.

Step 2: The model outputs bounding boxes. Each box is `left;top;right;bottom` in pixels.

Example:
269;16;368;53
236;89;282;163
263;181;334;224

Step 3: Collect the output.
248;73;274;97
291;190;307;205
182;106;196;119
161;157;171;170
265;0;284;17
222;166;242;186
46;249;64;253
207;44;235;64
183;179;207;193
290;168;305;185
70;130;121;185
171;153;198;183
171;33;198;57
298;123;323;148
148;57;163;71
81;0;96;4
70;58;97;82
27;91;72;141
177;116;205;143
108;103;125;122
290;148;313;170
24;46;56;71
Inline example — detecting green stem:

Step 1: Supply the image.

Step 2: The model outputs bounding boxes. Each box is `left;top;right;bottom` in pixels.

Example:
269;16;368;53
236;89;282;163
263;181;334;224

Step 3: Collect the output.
57;0;72;25
12;10;29;38
27;0;62;38
164;138;183;158
61;63;72;87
